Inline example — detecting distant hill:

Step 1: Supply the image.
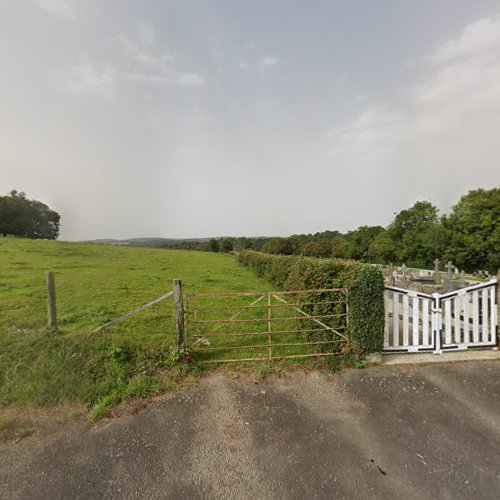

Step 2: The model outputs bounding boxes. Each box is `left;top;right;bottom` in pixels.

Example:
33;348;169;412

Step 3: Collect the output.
82;237;211;248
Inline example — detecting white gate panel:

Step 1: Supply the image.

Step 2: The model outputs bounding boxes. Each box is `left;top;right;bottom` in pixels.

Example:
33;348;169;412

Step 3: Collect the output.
384;287;435;352
384;279;497;353
440;280;497;351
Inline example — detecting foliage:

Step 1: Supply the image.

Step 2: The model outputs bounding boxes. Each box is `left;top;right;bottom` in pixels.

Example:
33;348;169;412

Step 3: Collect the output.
219;238;234;253
368;231;395;264
346;226;384;261
76;187;499;273
301;238;332;258
444;188;500;272
389;201;438;240
0;190;60;239
263;237;293;255
238;251;384;354
331;235;351;259
387;201;446;268
207;238;220;252
0;239;274;418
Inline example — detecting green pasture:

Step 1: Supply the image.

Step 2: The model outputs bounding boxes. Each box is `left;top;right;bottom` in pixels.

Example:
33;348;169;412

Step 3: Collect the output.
0;238;339;424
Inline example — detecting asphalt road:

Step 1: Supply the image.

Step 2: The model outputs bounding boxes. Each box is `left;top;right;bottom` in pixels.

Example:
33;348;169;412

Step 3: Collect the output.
1;361;499;499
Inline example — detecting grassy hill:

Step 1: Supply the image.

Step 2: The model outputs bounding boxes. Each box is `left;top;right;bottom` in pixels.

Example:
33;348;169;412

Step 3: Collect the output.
0;238;275;424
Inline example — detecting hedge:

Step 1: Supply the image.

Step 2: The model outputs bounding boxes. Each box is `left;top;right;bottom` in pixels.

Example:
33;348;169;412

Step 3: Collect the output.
238;251;384;354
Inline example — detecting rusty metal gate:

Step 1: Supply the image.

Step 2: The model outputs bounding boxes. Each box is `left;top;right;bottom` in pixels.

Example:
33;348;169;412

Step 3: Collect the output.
186;288;349;363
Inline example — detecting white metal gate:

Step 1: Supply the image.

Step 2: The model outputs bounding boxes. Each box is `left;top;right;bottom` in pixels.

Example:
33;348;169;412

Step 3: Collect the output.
384;279;497;353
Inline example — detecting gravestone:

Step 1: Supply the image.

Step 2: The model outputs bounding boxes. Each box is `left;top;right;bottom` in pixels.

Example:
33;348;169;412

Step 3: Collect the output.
446;261;453;278
433;258;441;284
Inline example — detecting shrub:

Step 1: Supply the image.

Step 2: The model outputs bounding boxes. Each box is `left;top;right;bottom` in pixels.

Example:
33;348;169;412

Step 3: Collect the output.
238;251;384;354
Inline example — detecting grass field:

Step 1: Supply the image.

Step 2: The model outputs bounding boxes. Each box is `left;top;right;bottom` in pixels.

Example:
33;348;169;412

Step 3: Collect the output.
1;238;289;427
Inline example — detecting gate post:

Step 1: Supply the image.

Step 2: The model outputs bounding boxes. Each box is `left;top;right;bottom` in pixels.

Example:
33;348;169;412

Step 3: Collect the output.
496;270;500;346
173;279;185;356
432;293;442;354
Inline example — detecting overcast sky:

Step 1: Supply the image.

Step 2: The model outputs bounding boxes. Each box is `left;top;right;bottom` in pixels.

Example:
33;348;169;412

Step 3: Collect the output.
1;1;499;240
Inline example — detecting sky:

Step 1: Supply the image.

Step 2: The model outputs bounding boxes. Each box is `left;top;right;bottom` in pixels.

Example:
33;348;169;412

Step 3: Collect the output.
1;1;499;241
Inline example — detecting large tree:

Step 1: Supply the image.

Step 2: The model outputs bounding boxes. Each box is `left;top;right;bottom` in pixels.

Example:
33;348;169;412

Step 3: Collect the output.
368;230;396;264
388;201;445;267
331;235;351;259
0;191;60;239
346;225;385;261
444;188;500;272
264;237;294;255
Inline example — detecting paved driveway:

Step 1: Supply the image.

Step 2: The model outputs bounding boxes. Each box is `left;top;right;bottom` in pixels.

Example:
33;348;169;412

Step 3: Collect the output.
1;361;499;499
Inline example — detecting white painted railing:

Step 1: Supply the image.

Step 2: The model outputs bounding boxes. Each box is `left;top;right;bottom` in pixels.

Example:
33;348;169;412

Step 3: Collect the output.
384;280;497;353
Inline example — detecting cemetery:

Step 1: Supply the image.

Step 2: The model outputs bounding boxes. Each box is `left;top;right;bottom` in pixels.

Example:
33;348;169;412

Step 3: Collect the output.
381;259;478;294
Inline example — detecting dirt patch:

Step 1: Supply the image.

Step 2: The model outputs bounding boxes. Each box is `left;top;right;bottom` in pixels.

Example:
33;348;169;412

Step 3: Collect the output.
0;403;87;444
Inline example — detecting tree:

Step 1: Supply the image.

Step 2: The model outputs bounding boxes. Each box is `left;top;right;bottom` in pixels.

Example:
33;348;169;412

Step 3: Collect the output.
219;238;233;253
0;191;60;239
301;238;332;258
347;226;384;261
368;230;395;264
387;201;449;268
208;238;219;252
444;188;500;272
389;201;439;241
264;238;293;255
331;235;350;259
233;237;253;251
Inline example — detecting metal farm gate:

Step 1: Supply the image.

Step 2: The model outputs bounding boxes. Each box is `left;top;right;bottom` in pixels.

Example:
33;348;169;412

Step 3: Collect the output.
384;279;498;353
185;288;349;363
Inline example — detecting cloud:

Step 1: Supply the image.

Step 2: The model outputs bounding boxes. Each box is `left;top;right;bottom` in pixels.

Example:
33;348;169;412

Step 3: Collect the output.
333;72;349;85
327;13;500;202
116;26;203;88
428;15;500;63
259;56;278;67
354;93;369;103
35;0;77;21
70;62;116;95
126;70;204;88
173;73;205;88
137;22;155;47
238;55;280;69
184;107;211;124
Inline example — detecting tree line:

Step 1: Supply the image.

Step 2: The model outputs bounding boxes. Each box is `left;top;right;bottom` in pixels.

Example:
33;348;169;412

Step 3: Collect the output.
3;187;497;273
0;191;60;239
199;188;499;273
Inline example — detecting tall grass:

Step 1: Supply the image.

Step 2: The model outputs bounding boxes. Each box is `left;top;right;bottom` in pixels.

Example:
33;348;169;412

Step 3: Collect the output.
0;239;274;418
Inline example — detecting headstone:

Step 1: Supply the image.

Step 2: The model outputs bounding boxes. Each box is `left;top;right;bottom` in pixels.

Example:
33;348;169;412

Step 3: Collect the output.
401;264;409;287
443;276;453;293
434;258;441;284
390;270;397;286
446;261;453;278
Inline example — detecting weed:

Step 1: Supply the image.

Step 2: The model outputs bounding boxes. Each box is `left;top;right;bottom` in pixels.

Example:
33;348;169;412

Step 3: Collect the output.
252;362;271;382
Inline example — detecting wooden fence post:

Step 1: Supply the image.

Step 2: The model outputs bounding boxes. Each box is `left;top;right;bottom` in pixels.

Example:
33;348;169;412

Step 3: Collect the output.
46;271;57;331
173;279;185;355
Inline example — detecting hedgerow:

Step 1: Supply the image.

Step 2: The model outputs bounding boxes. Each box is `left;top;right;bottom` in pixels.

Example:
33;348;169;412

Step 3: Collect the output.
238;251;384;354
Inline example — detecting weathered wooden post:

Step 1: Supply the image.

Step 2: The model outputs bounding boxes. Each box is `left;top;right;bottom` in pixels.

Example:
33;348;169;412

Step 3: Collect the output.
173;279;185;355
46;271;57;331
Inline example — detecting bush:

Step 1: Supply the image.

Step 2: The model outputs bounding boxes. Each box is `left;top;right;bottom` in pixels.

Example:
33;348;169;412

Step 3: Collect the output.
238;251;384;354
